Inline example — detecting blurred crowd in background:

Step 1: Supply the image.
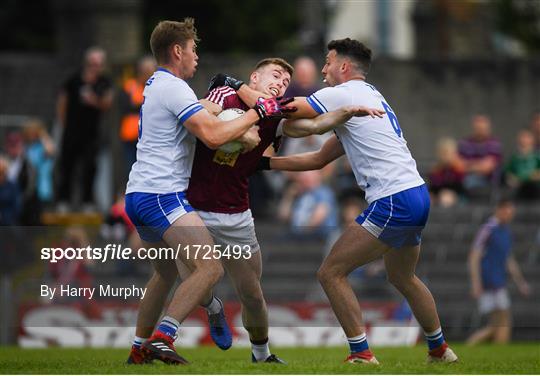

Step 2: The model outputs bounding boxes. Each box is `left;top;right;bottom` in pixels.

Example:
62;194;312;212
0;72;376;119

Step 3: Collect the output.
1;48;539;231
1;0;539;229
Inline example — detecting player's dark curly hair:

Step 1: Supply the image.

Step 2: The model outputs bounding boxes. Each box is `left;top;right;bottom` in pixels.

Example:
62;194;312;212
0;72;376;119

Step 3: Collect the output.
327;38;371;75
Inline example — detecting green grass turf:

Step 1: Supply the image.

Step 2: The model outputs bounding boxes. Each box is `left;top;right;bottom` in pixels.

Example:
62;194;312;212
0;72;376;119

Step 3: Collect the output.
0;344;539;374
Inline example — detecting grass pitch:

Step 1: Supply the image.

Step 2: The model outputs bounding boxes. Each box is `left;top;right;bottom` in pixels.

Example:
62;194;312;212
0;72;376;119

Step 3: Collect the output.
0;344;539;374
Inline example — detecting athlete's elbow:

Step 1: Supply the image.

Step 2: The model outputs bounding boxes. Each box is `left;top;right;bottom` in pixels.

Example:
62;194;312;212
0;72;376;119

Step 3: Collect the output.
203;138;221;150
284;128;311;138
313;156;328;169
198;131;222;150
315;127;330;135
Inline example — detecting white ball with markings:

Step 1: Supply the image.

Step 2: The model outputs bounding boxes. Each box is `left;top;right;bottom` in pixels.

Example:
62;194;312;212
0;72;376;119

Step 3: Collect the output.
217;108;246;153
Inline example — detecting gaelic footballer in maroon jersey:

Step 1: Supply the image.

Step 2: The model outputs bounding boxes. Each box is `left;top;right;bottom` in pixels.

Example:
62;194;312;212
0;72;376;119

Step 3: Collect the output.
186;57;293;364
187;58;292;213
187;86;281;213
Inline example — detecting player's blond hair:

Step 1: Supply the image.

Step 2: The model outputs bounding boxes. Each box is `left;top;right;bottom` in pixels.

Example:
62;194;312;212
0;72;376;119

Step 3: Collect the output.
150;18;199;64
254;58;294;77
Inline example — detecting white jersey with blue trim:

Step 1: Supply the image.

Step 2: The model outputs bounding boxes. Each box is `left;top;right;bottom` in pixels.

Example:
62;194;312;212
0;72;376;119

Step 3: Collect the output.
126;68;204;194
307;80;424;203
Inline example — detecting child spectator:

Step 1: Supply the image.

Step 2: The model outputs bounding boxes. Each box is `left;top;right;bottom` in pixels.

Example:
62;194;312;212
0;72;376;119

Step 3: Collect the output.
505;129;540;200
23;118;56;206
428;138;465;207
4;131;39;224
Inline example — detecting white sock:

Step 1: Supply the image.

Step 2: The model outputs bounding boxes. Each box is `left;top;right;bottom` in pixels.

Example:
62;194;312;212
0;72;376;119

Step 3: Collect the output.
251;340;271;361
161;315;180;328
132;336;147;349
347;332;369;353
203;296;223;315
157;315;180;339
424;327;442;337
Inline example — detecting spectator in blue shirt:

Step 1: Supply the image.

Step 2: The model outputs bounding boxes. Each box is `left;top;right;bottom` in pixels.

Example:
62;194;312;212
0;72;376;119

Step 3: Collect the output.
278;170;338;240
467;199;531;345
23;119;56;205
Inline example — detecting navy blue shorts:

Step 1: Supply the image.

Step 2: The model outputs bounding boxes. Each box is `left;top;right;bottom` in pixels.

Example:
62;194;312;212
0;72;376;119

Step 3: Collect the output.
125;191;194;242
356;184;430;249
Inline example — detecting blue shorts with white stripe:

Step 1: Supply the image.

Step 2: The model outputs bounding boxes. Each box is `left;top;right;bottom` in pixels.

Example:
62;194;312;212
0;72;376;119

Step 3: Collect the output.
125;191;194;242
355;184;430;249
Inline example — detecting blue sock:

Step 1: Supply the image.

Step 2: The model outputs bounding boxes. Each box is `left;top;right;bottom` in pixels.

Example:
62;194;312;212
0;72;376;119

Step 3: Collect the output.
424;328;445;350
132;336;146;349
156;316;180;340
348;333;369;354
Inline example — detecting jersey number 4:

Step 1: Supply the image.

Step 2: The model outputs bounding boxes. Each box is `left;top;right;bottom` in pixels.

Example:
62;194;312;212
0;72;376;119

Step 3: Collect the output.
381;101;402;137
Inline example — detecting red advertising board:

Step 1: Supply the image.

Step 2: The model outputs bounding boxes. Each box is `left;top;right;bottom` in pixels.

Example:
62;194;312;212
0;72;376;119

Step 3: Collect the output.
18;301;419;347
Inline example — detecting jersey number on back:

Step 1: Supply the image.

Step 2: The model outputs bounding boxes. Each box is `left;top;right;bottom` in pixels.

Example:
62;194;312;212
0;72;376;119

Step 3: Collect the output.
138;97;145;139
381;101;401;138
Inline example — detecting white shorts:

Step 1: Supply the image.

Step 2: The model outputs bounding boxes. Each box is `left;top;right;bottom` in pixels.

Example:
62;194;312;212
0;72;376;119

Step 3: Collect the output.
197;209;260;254
479;288;511;314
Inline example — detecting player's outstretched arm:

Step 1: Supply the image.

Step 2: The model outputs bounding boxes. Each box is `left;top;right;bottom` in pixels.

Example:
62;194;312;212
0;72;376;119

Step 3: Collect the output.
265;134;345;171
283;105;385;138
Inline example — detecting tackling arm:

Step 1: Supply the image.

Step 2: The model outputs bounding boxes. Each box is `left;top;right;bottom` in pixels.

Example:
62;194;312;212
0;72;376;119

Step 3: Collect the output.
283;105;385;138
270;134;345;171
234;85;318;119
184;108;260;149
199;98;222;116
184;95;291;149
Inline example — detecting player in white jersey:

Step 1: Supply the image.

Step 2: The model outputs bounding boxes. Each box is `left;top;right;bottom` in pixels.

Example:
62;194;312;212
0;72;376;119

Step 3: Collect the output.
124;19;295;365
219;38;458;365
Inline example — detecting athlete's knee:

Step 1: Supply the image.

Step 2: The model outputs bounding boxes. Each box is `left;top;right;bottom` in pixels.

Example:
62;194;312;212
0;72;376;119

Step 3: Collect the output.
317;264;338;286
317;265;328;285
154;267;177;286
387;272;415;291
199;260;224;285
239;287;265;311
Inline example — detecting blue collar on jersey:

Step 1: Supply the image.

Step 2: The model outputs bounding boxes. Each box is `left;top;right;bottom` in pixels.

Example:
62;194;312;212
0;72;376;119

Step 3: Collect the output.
156;67;175;76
